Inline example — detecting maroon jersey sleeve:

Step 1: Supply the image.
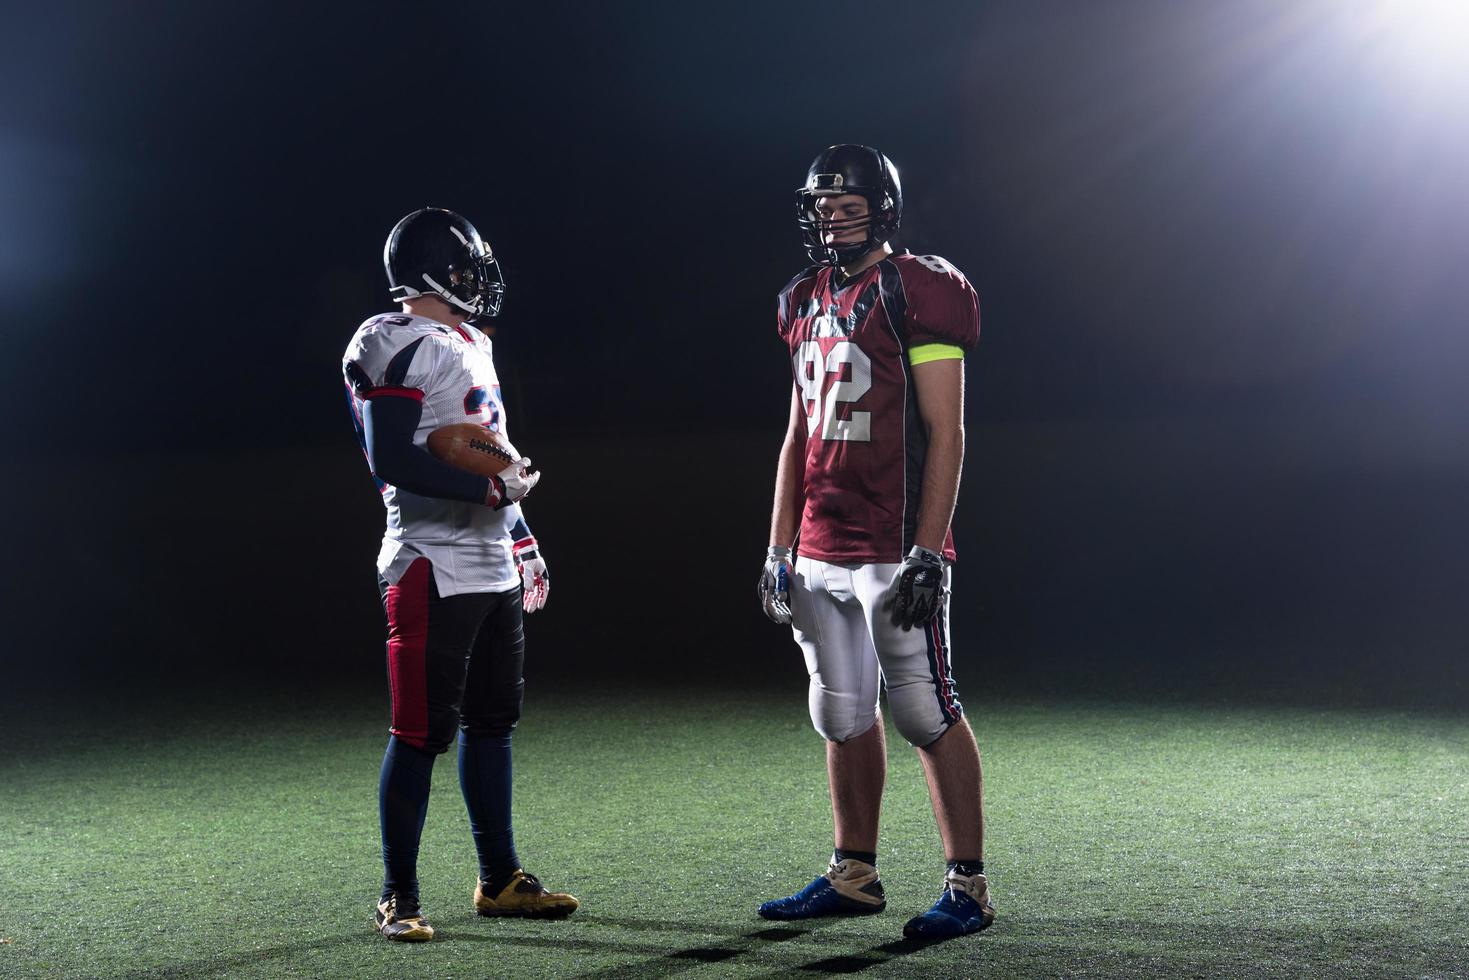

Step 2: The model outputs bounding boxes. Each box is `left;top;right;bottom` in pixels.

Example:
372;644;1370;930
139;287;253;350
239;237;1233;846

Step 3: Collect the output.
777;266;820;343
894;254;980;350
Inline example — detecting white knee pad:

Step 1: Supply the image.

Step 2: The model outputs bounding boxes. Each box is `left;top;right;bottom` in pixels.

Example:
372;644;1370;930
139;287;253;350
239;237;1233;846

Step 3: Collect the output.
886;681;957;747
808;681;879;743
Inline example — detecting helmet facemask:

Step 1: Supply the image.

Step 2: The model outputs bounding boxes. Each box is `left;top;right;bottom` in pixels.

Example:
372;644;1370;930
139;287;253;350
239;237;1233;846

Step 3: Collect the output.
796;183;899;267
420;227;506;319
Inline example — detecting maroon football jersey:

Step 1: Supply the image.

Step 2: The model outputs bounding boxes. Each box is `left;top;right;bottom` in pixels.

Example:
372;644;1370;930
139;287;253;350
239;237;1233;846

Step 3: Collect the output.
777;253;980;564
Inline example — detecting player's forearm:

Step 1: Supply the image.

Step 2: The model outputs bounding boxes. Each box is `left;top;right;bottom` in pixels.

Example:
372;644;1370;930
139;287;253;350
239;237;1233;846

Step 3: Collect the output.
508;507;536;548
364;397;495;504
374;442;495;504
913;425;964;553
769;435;806;548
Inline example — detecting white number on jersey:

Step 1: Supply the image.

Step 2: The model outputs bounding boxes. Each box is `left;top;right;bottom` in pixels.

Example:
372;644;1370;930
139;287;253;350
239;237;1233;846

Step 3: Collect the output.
915;254;957;275
795;340;872;442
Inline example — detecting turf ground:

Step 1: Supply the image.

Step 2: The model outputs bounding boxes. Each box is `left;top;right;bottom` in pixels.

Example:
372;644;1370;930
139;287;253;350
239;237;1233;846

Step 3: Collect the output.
2;689;1466;979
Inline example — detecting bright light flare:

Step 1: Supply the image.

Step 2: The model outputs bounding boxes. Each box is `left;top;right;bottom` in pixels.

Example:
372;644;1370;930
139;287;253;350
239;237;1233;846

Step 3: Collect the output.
1343;0;1469;94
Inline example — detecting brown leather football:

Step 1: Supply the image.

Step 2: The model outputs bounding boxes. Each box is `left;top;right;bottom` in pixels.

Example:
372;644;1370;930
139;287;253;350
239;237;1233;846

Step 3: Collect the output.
426;424;523;477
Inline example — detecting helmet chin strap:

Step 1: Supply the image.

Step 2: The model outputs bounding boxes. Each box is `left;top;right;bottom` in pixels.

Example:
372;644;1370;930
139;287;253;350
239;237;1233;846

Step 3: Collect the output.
824;237;878;267
421;274;482;317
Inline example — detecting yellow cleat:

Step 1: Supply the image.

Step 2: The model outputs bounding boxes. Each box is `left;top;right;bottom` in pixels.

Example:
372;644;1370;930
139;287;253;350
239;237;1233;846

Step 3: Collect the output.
374;894;434;942
473;870;580;919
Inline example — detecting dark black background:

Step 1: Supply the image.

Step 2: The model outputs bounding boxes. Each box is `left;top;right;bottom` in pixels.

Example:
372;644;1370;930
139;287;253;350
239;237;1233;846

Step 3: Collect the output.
3;1;1466;705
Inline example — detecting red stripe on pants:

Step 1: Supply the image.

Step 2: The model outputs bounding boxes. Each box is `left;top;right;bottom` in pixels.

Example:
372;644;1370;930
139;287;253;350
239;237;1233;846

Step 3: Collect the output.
385;557;432;748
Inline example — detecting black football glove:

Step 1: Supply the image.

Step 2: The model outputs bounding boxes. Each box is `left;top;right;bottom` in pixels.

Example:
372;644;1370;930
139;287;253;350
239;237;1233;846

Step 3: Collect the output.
757;546;794;624
886;545;948;631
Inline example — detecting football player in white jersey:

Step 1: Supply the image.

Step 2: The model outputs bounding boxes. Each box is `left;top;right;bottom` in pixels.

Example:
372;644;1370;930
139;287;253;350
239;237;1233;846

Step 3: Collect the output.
343;208;573;942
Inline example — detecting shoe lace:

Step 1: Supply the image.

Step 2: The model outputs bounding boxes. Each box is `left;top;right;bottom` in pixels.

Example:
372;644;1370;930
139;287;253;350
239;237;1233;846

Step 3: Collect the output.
943;871;982;904
825;859;881;887
509;871;554;895
388;894;422;920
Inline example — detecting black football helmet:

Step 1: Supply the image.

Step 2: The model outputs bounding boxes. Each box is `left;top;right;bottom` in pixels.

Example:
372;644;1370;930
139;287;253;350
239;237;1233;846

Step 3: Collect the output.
384;208;506;318
796;145;903;266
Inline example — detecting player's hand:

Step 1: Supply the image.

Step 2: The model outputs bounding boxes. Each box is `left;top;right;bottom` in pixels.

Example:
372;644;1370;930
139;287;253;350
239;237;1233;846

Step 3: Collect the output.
489;458;540;509
758;546;794;624
885;545;948;631
513;537;550;613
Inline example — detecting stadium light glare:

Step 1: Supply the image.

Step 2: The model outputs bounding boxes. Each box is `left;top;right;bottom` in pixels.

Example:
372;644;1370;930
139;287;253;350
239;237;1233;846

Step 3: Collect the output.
1351;0;1469;89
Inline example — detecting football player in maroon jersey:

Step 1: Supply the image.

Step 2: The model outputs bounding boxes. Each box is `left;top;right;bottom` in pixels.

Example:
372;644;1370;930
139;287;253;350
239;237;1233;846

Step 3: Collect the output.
756;145;995;939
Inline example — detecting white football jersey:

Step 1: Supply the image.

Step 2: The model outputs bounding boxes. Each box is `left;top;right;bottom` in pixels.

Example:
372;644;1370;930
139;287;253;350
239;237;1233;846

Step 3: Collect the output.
343;312;519;595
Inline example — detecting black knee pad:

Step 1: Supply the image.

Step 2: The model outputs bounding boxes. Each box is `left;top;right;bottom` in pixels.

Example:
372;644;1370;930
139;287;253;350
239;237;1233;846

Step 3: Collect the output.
421;705;464;755
462;678;524;738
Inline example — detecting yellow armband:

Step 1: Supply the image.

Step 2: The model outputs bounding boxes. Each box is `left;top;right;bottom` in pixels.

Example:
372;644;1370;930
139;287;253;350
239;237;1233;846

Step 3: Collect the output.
907;343;965;366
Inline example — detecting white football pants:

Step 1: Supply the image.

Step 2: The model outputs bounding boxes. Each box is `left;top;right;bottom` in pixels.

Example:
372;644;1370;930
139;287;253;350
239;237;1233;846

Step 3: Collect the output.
789;555;963;748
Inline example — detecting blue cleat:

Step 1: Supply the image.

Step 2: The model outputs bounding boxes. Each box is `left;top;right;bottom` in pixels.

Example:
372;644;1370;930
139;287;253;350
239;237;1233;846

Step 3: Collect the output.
758;858;886;920
902;870;996;939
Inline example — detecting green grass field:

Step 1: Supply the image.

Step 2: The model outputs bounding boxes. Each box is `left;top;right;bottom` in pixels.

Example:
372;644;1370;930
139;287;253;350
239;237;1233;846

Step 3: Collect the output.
2;689;1466;978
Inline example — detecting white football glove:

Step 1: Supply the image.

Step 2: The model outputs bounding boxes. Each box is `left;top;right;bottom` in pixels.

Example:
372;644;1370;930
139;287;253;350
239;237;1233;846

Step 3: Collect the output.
487;458;540;509
757;546;794;624
513;537;550;613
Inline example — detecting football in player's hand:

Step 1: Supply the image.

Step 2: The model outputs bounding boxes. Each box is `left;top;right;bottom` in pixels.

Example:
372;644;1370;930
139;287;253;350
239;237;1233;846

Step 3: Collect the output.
427;424;524;476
